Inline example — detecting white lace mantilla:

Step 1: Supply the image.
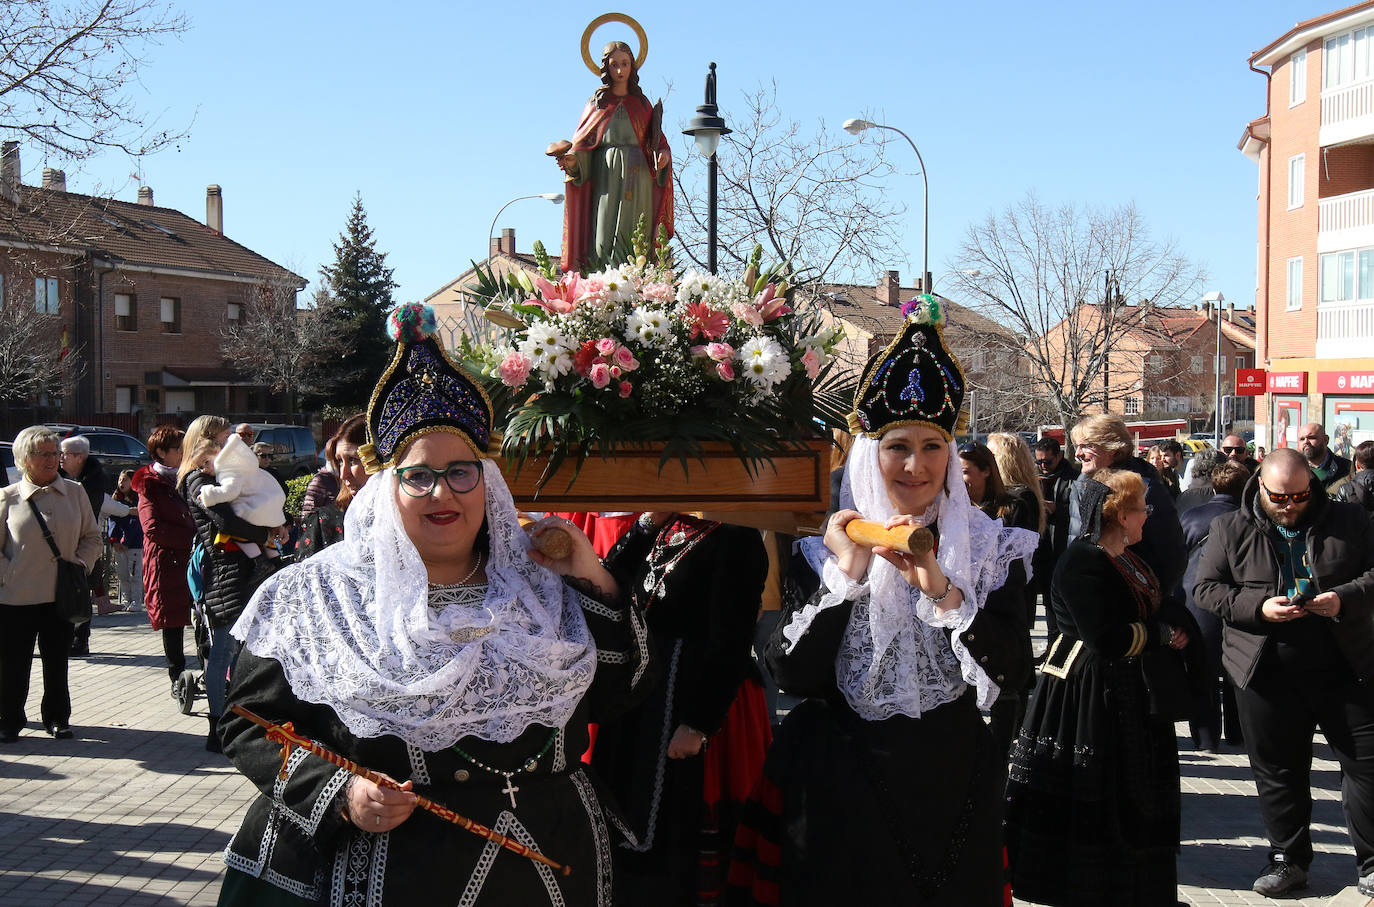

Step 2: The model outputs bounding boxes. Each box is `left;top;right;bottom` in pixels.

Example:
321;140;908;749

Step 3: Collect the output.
232;463;596;748
792;435;1038;720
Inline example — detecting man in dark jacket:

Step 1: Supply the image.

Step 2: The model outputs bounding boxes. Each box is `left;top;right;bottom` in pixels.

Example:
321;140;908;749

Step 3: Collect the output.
1299;422;1352;494
1331;440;1374;514
1222;433;1261;475
1178;449;1226;515
1033;437;1079;641
58;436;110;658
1194;448;1374;898
1180;461;1248;753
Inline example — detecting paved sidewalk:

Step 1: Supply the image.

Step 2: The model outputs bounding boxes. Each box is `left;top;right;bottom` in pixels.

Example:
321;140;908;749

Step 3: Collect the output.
0;610;1369;905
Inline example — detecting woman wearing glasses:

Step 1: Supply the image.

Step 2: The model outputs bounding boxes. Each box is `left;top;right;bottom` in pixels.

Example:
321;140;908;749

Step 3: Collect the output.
1005;468;1193;906
216;305;652;906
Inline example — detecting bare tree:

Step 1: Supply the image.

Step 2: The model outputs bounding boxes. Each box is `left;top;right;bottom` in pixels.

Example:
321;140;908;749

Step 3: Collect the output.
220;282;344;417
674;84;906;284
0;255;80;433
946;194;1207;436
1;0;189;163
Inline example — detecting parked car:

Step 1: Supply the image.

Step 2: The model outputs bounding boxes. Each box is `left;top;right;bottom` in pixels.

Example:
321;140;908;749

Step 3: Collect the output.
248;423;318;478
0;442;20;485
41;424;153;487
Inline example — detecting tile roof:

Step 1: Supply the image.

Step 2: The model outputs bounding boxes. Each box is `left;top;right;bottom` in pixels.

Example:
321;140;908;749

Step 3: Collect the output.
0;185;304;285
813;282;1019;340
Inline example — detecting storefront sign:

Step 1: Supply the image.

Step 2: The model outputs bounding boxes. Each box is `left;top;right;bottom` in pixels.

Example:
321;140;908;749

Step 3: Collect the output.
1266;372;1308;393
1235;368;1266;395
1318;371;1374;393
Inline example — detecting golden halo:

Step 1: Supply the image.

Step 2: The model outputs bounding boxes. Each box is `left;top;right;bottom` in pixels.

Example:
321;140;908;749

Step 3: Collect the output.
581;13;647;76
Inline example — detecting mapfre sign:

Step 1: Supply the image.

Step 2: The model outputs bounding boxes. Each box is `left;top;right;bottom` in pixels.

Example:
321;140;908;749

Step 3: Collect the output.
1318;371;1374;393
1235;368;1266;395
1267;372;1308;393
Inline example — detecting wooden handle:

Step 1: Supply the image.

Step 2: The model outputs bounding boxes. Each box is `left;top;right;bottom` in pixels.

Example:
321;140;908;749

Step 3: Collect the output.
844;520;934;556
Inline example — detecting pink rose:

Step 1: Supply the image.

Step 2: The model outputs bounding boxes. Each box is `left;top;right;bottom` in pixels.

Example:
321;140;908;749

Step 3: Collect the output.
642;282;675;304
589;362;611;389
801;348;821;379
595;337;617;357
497;351;532;387
706;342;734;362
618;380;633;398
613;345;639;370
716;360;736;382
610;365;622;379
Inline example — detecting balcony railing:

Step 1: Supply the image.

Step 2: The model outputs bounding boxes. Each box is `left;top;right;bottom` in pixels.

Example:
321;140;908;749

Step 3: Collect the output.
1320;188;1374;232
1317;299;1374;358
1321;80;1374;145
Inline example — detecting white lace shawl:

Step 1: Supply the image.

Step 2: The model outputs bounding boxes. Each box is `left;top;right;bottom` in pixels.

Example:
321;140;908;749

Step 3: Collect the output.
231;461;596;749
791;436;1039;720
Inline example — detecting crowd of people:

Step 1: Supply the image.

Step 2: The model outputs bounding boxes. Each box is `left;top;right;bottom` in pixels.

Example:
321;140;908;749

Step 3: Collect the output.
3;288;1374;906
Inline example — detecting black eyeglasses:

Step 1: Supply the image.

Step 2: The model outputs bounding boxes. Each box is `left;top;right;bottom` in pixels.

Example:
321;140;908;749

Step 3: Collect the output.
1261;481;1312;505
1222;446;1246;454
396;461;482;497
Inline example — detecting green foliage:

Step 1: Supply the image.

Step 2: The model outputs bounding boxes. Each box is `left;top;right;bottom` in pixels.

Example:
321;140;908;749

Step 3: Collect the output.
312;194;398;409
284;474;312;523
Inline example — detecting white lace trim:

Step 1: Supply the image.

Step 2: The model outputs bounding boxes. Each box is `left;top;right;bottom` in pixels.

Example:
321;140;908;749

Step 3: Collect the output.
797;437;1038;720
457;812;566;907
233;463;597;748
571;769;613;906
618;639;681;852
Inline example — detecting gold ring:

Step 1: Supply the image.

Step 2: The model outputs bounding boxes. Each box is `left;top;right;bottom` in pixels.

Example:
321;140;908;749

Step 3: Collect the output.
581;13;648;76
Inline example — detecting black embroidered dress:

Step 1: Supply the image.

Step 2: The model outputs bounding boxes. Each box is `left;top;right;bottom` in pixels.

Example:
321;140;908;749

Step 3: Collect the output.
218;580;652;907
595;516;771;904
1004;538;1183;906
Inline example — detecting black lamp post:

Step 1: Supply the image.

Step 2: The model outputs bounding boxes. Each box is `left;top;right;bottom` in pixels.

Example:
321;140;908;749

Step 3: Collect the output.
683;62;731;274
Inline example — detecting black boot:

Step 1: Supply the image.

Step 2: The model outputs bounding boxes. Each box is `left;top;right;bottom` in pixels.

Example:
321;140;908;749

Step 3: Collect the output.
205;715;222;753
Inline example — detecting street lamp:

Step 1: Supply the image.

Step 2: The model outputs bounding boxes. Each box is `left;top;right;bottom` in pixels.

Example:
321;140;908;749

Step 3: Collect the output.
844;117;931;294
1203;290;1226;442
487;193;564;265
683;62;731;274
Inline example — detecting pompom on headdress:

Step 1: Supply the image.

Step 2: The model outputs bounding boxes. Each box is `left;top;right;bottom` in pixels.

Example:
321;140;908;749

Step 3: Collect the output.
848;294;967;440
359;302;497;473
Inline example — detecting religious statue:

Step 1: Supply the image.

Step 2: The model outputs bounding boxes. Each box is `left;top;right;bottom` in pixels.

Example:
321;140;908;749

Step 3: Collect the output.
548;15;673;273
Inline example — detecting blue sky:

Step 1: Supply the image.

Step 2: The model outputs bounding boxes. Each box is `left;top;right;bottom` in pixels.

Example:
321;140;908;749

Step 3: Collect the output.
14;0;1319;309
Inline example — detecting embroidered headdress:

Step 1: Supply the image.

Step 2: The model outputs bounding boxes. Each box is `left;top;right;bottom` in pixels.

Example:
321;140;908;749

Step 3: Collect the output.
359;302;496;473
848;294;966;441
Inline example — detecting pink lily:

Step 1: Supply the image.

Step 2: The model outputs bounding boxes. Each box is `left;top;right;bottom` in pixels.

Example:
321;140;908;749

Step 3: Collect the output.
528;273;584;315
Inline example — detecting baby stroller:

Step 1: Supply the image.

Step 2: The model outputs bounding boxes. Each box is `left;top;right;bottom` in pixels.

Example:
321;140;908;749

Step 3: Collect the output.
173;544;212;715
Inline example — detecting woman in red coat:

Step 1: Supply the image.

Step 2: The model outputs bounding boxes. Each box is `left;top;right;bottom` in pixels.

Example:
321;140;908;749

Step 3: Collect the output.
132;425;197;694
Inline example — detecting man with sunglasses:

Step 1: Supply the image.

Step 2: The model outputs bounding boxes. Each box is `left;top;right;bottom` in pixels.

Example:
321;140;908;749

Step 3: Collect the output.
1194;447;1374;898
1033;437;1079;643
1221;433;1259;475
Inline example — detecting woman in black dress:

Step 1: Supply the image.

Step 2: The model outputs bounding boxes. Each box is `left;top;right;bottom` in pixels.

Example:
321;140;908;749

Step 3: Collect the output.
1005;468;1192;906
596;512;771;904
216;305;654;906
727;297;1039;906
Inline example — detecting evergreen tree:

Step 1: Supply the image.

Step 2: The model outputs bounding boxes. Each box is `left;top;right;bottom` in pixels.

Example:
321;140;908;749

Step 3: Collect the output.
315;193;398;408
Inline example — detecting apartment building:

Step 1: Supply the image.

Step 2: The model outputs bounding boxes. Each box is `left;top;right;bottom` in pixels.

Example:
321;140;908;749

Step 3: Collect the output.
1243;2;1374;456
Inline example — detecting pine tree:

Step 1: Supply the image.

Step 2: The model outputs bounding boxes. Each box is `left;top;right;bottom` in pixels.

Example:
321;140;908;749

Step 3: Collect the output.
315;193;398;408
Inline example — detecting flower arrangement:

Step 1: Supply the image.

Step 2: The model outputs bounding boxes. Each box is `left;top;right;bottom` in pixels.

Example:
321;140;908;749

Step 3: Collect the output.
462;235;849;479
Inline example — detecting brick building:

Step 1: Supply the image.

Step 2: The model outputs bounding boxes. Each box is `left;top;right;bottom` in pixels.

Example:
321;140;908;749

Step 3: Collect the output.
1242;2;1374;456
0;141;305;436
1040;302;1257;426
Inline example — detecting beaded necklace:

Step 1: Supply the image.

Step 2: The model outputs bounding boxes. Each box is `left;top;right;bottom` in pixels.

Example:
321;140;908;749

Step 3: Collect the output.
451;729;560;809
634;515;717;608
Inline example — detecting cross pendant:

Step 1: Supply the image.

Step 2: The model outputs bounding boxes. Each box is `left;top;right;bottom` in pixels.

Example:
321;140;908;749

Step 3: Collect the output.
501;774;520;809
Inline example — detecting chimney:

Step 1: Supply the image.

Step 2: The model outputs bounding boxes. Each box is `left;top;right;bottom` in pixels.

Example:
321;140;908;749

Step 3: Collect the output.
501;228;516;255
41;168;66;192
206;184;223;233
137;186;154;206
878;269;901;306
490;236;501;259
1;142;18;204
1202;300;1213;317
1226;301;1236;322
